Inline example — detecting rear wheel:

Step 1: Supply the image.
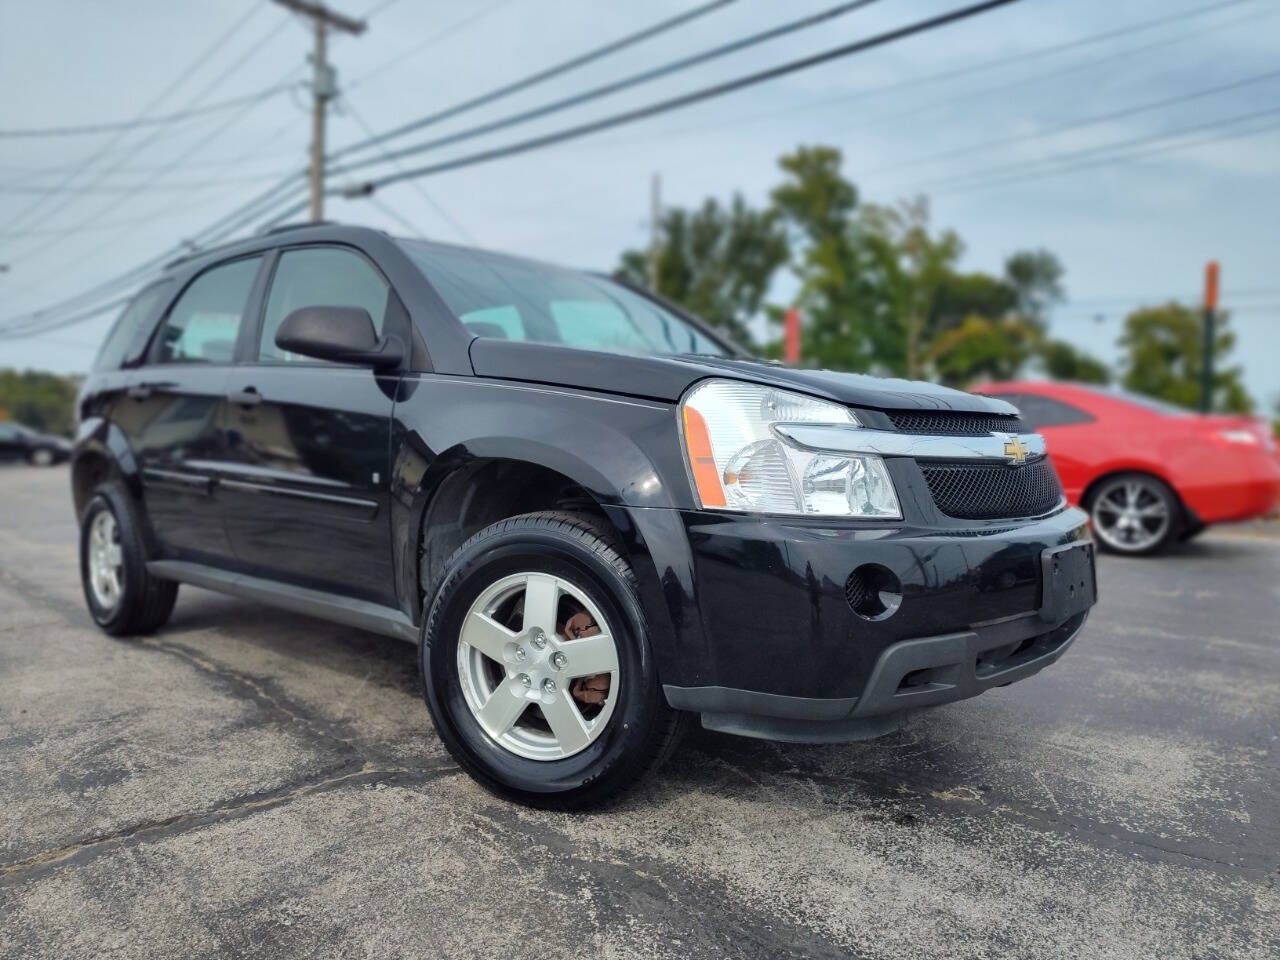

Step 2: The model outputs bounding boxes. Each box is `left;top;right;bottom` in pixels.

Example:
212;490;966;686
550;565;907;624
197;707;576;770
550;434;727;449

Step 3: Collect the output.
79;483;178;635
420;512;685;808
1088;473;1180;555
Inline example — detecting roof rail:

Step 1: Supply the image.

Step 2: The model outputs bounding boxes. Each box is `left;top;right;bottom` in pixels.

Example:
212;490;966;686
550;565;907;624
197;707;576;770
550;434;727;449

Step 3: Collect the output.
258;220;335;236
159;221;343;270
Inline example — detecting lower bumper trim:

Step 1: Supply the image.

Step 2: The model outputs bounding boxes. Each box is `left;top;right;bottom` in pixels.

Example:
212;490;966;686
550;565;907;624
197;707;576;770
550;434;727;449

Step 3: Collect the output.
663;610;1087;743
699;709;907;745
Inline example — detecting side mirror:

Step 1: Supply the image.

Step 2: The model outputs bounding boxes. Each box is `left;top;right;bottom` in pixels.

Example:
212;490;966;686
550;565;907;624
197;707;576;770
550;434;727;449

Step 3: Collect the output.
274;306;404;368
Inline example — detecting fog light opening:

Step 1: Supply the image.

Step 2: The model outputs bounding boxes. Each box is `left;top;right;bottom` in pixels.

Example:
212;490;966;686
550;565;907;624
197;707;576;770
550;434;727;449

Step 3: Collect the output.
845;564;902;621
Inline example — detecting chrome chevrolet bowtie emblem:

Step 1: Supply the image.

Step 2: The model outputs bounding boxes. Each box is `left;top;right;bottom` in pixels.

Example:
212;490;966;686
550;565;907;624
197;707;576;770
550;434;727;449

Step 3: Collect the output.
998;433;1029;465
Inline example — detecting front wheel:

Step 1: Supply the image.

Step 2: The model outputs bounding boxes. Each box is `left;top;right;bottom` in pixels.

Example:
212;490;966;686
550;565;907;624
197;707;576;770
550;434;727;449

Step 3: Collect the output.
1088;472;1180;555
420;512;685;809
28;447;55;467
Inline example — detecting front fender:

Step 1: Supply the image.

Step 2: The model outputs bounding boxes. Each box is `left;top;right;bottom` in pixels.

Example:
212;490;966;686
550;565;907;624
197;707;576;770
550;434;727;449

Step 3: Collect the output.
386;375;706;679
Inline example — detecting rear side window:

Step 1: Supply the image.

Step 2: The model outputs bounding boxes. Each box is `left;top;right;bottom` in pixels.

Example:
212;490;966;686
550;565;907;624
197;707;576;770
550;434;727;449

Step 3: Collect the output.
1014;394;1094;428
93;282;172;371
258;247;390;363
154;257;262;364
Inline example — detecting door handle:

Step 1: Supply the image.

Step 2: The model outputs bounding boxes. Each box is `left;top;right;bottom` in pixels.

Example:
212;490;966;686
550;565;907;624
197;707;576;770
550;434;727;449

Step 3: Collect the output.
227;388;262;407
126;384;153;400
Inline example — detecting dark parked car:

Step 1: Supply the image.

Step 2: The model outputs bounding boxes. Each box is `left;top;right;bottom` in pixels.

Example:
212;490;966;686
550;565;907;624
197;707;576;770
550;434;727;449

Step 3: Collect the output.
0;421;71;466
73;223;1097;807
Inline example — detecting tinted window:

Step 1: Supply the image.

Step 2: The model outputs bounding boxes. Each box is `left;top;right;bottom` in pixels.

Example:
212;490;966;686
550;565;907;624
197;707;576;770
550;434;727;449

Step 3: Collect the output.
0;424;20;441
258;247;390;363
1015;394;1094;428
94;282;172;371
154;257;262;364
400;241;728;357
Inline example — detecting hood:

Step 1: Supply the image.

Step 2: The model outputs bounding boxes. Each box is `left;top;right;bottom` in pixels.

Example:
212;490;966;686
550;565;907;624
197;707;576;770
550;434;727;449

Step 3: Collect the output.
468;339;1016;415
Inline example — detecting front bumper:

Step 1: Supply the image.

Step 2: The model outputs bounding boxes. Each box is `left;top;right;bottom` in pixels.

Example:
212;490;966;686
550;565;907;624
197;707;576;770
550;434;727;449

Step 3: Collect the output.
659;504;1095;742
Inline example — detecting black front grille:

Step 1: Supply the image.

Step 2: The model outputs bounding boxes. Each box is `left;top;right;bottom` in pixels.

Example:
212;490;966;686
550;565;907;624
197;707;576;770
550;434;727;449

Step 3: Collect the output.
922;458;1063;519
887;410;1026;436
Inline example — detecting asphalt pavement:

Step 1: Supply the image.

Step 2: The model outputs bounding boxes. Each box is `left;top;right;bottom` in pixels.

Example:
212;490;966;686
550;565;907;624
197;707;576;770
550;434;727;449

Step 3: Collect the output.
1;464;1276;959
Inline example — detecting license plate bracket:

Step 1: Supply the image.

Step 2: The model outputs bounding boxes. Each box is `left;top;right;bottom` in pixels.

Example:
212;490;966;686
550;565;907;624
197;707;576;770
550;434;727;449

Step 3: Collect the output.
1039;541;1096;624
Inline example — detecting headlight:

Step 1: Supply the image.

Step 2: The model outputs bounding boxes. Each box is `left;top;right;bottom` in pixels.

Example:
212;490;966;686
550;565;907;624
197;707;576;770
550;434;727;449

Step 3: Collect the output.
680;379;900;519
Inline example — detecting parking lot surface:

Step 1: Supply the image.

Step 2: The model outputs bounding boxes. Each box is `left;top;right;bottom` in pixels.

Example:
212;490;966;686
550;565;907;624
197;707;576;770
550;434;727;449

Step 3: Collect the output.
1;464;1277;959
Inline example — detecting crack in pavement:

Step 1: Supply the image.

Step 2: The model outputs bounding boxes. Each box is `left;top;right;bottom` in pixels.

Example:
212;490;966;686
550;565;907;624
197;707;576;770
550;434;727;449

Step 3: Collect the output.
1;761;460;885
458;799;869;960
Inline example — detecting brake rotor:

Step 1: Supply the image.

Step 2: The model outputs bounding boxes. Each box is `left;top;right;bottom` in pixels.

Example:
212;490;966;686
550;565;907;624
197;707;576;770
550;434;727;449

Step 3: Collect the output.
561;609;611;707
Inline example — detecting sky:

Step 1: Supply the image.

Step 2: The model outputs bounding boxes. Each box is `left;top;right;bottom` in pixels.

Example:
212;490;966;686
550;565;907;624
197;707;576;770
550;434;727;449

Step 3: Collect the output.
1;0;1277;410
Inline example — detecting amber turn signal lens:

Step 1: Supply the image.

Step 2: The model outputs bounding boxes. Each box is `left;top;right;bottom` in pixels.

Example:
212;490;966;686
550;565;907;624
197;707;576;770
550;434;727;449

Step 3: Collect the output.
682;405;726;507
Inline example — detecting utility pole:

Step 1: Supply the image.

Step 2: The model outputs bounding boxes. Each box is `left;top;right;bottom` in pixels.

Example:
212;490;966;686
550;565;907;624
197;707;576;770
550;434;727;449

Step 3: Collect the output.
272;0;366;221
647;172;662;290
1201;259;1219;413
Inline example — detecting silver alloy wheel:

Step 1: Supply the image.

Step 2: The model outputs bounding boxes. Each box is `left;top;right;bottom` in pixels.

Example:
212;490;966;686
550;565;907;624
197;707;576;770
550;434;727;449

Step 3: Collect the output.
88;510;124;610
31;448;54;466
1091;477;1171;553
456;572;620;761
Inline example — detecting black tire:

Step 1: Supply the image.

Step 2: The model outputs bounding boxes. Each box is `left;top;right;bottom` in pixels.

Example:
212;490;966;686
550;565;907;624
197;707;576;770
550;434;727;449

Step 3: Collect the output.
420;511;686;809
27;447;56;467
1086;471;1181;556
79;482;178;636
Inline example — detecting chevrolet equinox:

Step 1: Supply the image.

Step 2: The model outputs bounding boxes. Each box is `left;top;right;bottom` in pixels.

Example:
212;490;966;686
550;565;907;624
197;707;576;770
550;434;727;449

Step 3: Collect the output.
73;223;1097;807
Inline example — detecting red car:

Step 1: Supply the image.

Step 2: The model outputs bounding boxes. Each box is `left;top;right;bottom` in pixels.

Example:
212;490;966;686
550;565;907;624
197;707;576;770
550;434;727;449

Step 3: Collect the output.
973;381;1280;554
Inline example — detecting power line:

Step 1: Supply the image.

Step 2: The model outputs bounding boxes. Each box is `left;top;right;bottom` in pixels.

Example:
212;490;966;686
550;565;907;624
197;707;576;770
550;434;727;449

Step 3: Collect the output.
341;100;476;243
328;0;884;179
0;0;411;335
0;0;732;332
323;0;1021;207
0;83;294;138
3;14;301;265
865;67;1280;176
0;296;134;341
3;0;726;311
0;168;299;196
919;105;1280;195
580;0;1265;152
3;0;1018;340
329;0;741;162
1066;286;1280;305
346;0;519;90
2;0;266;236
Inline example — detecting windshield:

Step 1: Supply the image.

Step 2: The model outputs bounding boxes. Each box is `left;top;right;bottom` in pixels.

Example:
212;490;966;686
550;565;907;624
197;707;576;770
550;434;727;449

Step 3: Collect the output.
398;240;729;358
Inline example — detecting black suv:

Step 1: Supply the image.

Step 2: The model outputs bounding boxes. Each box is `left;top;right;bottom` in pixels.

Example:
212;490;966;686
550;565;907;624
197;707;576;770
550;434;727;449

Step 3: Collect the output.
74;223;1096;807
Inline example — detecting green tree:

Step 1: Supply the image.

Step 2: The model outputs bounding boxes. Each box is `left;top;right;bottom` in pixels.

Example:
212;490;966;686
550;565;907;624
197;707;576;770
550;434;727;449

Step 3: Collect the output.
615;194;788;346
1119;303;1252;413
1004;248;1064;330
0;368;79;435
768;145;874;371
852;196;964;379
929;314;1039;387
1040;339;1112;384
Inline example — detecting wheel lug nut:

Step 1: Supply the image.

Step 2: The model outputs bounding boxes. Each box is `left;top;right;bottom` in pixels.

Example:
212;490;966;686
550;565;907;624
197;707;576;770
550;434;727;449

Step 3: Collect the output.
551;652;567;670
514;647;527;661
542;678;556;694
530;632;547;649
518;673;531;687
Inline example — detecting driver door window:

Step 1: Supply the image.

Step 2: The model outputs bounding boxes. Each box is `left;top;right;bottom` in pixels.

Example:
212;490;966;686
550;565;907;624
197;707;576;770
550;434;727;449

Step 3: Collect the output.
258;247;391;363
